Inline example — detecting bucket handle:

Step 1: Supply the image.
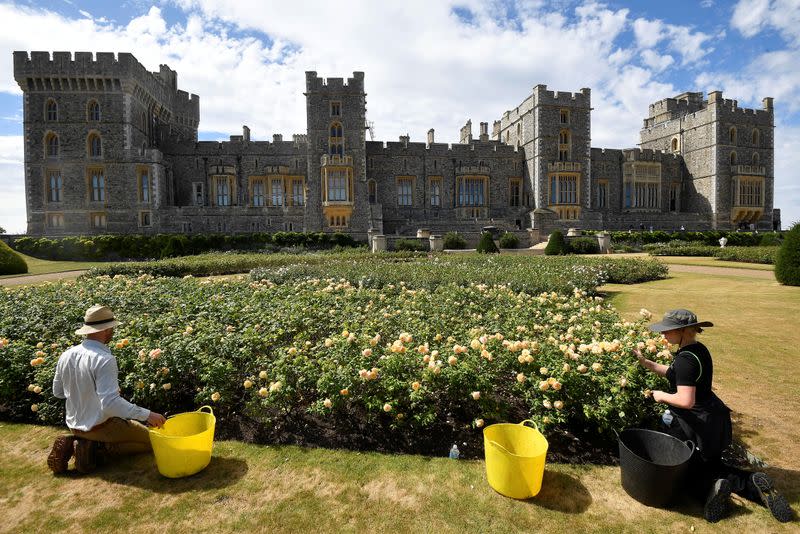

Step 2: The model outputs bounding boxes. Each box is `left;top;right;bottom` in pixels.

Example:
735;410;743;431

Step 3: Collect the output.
519;419;539;431
487;439;515;457
685;440;695;455
198;405;214;415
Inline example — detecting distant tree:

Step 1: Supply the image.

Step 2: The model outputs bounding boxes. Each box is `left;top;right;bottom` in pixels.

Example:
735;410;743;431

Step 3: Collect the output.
0;226;5;234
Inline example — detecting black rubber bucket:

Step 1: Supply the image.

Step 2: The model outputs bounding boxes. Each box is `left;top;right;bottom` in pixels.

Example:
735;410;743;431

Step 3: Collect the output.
618;428;695;508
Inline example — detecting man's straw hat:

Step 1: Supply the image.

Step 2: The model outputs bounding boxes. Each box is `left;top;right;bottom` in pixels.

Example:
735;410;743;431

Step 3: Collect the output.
74;304;120;335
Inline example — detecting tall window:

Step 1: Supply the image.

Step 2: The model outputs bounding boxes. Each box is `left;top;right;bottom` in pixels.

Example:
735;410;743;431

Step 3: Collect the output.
330;101;341;116
397;177;413;206
560;109;569;124
752;129;760;146
509;178;521;207
669;183;679;212
193;182;204;205
45;99;58;121
737;177;763;207
729;127;737;144
558;129;571;161
139;169;150;203
597;180;608;209
48;170;63;203
430;177;442;207
89;169;105;202
730;152;737;165
752;152;760;165
88;100;100;121
270;178;284;206
368;180;377;204
251;178;266;207
45;133;59;158
671;137;679;152
213;176;235;206
326;170;349;201
329;122;343;156
292;178;305;206
88;133;102;158
623;163;660;209
458;177;486;206
550;174;577;204
139;211;152;227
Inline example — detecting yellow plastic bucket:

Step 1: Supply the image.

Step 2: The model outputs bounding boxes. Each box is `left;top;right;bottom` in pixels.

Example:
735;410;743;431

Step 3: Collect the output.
149;406;216;478
483;419;549;499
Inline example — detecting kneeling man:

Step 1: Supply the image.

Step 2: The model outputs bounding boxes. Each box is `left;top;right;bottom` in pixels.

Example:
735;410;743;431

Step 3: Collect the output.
48;304;166;474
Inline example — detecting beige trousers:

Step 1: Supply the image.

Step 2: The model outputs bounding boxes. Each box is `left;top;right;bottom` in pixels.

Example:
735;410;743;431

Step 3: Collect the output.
71;417;152;455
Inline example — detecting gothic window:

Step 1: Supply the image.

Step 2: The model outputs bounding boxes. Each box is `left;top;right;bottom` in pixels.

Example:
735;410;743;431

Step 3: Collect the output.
139;169;151;203
89;169;105;202
88;133;102;158
458;176;486;206
45;133;59;158
368;179;377;204
325;169;350;202
329;122;343;155
212;175;235;206
729;127;737;144
47;170;63;203
509;178;521;207
270;177;284;206
330;101;341;116
596;180;608;209
88;100;101;121
622;163;660;209
669;183;680;212
549;174;578;205
671;137;679;152
560;109;569;124
251;178;265;207
730;151;737;165
558;129;571;161
45;99;58;121
397;177;413;206
429;177;442;207
752;129;760;146
752;152;760;165
292;178;305;206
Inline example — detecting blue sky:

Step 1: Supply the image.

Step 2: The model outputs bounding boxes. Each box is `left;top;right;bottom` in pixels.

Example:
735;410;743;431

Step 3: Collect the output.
1;0;798;232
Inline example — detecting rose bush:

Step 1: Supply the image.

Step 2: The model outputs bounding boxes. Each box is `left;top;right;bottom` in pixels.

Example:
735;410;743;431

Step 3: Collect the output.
0;256;671;454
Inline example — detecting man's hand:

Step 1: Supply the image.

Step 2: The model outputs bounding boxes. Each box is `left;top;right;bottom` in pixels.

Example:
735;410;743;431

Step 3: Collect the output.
633;348;647;367
147;411;167;428
652;390;667;403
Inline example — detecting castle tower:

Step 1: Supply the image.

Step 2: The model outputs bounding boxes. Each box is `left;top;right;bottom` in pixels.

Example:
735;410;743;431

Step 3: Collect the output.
304;71;368;234
640;91;774;229
13;51;199;234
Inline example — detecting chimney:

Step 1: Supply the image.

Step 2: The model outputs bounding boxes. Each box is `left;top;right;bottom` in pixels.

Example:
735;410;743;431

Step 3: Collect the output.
708;90;722;104
762;97;773;111
492;120;501;140
399;134;410;147
243;125;250;142
479;122;489;141
273;134;283;143
427;128;435;145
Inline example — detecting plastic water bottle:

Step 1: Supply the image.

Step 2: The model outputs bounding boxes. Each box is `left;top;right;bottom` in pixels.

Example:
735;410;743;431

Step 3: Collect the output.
662;409;673;426
449;444;460;459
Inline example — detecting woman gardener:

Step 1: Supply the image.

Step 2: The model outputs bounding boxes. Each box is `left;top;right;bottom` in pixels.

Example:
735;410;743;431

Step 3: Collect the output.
634;309;792;523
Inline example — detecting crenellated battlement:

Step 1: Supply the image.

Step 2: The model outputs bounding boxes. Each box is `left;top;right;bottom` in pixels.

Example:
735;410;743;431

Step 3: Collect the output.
305;71;365;93
365;138;520;157
622;147;679;161
533;84;591;107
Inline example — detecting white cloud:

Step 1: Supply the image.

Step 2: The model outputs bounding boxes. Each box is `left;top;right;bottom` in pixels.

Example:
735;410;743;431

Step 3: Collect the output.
0;135;25;234
732;0;773;38
632;17;713;65
640;49;674;73
732;0;800;45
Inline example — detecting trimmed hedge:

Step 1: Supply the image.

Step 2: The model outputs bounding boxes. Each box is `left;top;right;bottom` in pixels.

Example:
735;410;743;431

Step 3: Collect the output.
545;230;566;255
476;232;499;254
645;244;779;264
443;232;467;250
603;230;782;247
395;238;428;252
11;232;360;261
775;223;800;285
499;232;520;249
0;240;27;275
567;237;600;255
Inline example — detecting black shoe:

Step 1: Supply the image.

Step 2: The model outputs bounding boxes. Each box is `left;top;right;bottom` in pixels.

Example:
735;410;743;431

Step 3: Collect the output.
752;472;793;523
704;478;732;523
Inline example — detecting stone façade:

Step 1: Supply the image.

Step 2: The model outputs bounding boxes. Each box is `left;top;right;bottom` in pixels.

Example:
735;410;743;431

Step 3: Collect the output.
13;51;779;241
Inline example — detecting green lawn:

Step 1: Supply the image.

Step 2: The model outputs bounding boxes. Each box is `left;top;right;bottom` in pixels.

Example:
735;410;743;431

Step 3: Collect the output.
607;252;775;271
0;253;109;279
1;270;797;533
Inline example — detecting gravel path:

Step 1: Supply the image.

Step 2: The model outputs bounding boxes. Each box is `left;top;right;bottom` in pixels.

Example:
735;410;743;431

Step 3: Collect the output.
0;270;87;287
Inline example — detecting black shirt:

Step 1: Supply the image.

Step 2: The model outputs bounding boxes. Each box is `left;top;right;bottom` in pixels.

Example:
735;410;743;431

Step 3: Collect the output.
665;341;714;406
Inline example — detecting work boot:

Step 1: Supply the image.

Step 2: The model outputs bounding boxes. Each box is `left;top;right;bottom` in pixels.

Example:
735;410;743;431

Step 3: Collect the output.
74;439;98;474
703;478;732;523
47;435;76;474
752;472;793;523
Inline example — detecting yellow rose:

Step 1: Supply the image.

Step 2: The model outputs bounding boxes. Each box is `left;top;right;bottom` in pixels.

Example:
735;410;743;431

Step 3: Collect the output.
471;391;481;400
383;403;392;412
516;373;526;383
448;355;458;366
162;383;171;391
31;404;39;412
340;388;349;396
258;387;268;398
411;382;421;391
211;392;221;402
475;418;485;428
554;400;564;410
259;370;268;380
323;398;332;409
243;379;253;389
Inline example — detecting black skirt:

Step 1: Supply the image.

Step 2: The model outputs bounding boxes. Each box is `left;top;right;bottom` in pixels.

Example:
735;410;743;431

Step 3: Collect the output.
671;393;733;462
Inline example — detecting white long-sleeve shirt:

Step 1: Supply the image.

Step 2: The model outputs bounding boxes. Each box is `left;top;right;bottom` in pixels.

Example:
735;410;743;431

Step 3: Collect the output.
52;339;150;431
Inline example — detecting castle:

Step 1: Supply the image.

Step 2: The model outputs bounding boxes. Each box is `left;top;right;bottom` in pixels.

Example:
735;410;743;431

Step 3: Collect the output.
13;51;779;241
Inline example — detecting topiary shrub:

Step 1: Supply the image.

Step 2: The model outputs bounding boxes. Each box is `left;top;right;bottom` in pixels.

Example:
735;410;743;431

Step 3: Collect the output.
395;238;427;252
0;240;28;275
567;236;601;254
499;232;520;249
775;222;800;286
443;232;467;250
759;232;783;247
476;232;499;254
544;230;566;255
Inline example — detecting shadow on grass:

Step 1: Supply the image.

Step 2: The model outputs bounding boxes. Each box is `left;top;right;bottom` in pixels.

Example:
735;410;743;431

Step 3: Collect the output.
76;454;249;493
525;470;592;513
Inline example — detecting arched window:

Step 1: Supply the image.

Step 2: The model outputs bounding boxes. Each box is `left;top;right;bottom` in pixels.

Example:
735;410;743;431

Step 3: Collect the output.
729;127;737;144
368;179;377;204
752;129;760;146
45;99;58;121
329;122;343;156
88;133;102;158
730;151;737;165
558;129;571;161
671;137;679;152
45;132;59;158
752;152;760;165
88;100;101;121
